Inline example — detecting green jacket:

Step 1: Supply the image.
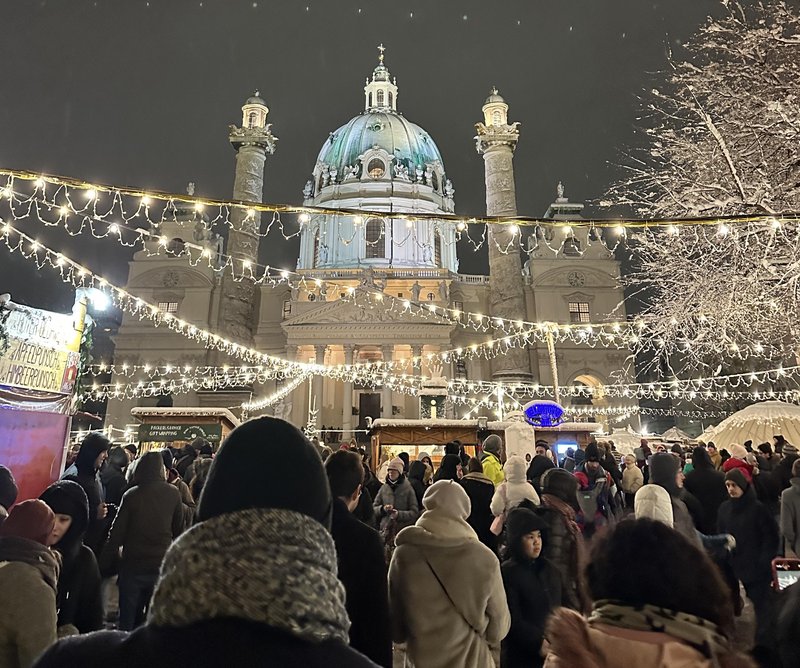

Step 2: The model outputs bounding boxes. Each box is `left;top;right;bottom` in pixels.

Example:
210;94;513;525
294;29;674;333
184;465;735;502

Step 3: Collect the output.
481;453;505;487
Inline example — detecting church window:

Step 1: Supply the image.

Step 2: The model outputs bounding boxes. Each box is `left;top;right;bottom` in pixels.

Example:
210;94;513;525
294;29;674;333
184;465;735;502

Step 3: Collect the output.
166;238;185;256
247;111;258;128
455;358;467;380
318;174;324;192
367;159;385;179
431;171;439;191
158;301;178;313
563;236;581;256
377;90;385;106
427;292;435;301
389;92;393;107
453;300;464;311
568;302;590;324
397;292;404;298
365;218;385;258
282;300;292;319
308;293;317;302
492;110;501;125
368;92;373;107
434;232;442;266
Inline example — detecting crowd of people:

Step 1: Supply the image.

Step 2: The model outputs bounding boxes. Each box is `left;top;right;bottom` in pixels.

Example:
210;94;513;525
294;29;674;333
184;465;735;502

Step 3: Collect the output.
0;423;798;667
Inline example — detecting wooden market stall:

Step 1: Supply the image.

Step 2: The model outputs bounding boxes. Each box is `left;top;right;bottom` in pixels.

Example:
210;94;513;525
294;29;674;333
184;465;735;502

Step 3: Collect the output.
131;407;240;454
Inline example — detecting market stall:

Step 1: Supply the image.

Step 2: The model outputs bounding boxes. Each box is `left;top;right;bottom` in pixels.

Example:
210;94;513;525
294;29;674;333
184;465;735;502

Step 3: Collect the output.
131;407;240;453
696;400;800;452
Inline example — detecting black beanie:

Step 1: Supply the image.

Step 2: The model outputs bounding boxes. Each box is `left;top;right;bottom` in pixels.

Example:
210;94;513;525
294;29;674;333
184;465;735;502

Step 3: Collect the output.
725;468;749;492
0;465;18;509
541;468;578;504
649;453;680;497
506;507;546;538
584;442;600;462
39;480;90;547
197;417;333;529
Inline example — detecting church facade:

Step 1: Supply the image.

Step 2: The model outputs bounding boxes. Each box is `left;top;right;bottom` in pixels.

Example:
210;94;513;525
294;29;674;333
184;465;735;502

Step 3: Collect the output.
106;51;632;437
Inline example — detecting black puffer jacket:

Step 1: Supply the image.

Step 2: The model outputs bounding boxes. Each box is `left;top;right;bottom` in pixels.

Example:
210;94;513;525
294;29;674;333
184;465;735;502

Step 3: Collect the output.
717;484;780;584
500;556;562;668
407;461;427;509
64;435;110;555
536;499;584;611
684;450;728;534
459;472;496;553
100;447;129;507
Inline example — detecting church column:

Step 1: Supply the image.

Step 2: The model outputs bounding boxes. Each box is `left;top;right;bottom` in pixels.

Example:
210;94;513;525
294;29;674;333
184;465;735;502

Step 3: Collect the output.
219;93;277;344
475;89;532;383
381;344;394;418
312;345;326;430
411;344;423;375
342;344;355;437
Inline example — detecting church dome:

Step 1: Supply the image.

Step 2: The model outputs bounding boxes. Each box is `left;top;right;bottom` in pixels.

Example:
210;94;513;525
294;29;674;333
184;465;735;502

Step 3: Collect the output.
316;111;445;177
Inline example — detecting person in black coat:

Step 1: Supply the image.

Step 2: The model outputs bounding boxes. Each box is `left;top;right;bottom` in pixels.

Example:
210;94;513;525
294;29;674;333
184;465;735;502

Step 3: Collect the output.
63;432;111;556
526;455;555;497
459;457;497;554
717;468;780;652
433;453;461;482
407;460;427;509
39;480;103;635
500;508;562;668
325;450;392;667
100;446;128;507
34;417;379;668
683;446;728;534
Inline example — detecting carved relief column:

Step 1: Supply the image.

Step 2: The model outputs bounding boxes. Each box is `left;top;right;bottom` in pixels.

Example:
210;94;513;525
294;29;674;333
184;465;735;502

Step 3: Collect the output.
381;344;394;418
219;94;277;344
342;344;355;437
475;89;532;383
312;345;326;430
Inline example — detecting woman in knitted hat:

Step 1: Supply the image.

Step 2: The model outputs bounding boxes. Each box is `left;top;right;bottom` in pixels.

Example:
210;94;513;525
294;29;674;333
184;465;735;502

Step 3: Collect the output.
35;417;377;668
0;499;60;668
389;480;510;668
501;508;562;668
39;481;103;636
721;443;754;481
717;468;780;656
373;456;419;562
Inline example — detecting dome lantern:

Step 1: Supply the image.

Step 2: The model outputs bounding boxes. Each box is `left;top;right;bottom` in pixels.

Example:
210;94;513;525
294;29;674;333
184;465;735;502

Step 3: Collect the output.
364;44;398;111
482;86;508;127
241;90;269;129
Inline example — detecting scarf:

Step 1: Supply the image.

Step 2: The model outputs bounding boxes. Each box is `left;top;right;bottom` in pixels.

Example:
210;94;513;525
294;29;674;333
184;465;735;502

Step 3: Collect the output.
149;507;350;644
0;535;61;593
589;600;731;660
542;493;581;539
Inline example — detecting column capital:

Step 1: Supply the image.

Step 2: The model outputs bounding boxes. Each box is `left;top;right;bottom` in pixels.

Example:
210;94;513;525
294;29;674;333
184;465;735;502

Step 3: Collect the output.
342;344;356;365
314;344;326;364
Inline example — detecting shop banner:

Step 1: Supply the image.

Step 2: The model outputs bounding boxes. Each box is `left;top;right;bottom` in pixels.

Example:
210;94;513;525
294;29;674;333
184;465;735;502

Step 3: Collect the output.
0;408;70;502
0;305;83;395
138;423;223;444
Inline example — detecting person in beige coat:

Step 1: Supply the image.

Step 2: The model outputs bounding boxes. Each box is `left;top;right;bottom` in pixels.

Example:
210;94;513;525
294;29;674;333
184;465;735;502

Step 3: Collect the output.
389;480;510;668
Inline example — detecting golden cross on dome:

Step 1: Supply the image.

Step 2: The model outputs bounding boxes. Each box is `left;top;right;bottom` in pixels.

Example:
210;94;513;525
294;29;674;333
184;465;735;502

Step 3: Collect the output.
378;43;385;63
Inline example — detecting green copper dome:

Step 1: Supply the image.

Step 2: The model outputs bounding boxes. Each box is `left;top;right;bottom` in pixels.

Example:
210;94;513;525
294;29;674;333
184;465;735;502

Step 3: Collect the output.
316;111;445;174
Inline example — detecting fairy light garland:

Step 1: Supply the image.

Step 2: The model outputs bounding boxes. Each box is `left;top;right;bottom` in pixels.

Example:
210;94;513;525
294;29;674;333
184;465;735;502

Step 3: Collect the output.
241;375;309;416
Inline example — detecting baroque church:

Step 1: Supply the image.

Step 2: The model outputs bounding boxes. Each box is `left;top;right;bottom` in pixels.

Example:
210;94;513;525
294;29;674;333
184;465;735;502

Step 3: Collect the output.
106;50;631;436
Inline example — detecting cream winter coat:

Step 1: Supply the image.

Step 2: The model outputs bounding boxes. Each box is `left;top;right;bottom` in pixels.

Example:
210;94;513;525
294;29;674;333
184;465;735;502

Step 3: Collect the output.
490;456;540;517
389;481;511;668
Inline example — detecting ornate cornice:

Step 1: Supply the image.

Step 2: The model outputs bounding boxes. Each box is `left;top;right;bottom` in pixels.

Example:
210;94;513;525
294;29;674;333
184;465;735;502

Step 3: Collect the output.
474;122;520;153
228;124;278;154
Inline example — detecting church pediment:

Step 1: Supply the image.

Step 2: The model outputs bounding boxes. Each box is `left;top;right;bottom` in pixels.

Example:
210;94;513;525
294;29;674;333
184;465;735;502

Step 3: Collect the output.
128;267;215;290
532;266;618;289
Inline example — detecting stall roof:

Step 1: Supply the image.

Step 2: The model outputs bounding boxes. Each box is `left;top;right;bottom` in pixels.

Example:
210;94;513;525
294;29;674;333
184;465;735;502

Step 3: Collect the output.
131;407;240;427
372;418;602;433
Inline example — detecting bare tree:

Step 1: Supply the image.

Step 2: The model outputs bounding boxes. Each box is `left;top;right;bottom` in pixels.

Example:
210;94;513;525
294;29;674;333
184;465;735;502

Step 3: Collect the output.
607;1;800;374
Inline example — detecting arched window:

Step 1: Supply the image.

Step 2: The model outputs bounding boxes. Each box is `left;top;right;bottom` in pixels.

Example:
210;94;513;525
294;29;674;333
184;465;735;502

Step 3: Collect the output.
434;232;442;266
318;173;324;192
377;90;385;106
388;92;394;108
368;92;373;107
492;110;502;125
431;171;439;192
247;111;258;128
367;158;385;179
313;232;320;268
365;218;385;258
564;236;582;256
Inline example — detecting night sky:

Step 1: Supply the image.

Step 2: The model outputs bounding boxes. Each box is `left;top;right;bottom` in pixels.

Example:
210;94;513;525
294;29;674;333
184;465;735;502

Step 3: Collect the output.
0;0;722;312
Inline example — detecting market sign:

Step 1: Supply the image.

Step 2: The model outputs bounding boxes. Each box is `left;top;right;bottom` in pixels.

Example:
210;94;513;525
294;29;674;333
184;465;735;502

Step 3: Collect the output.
138;423;223;444
0;305;83;395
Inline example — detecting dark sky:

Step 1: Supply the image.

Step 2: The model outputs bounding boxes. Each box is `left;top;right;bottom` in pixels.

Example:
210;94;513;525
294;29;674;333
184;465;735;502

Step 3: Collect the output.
0;0;722;312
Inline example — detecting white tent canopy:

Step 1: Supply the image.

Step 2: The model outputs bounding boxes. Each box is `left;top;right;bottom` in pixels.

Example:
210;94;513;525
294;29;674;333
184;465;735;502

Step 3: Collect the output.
698;401;800;451
660;426;693;443
606;425;642;455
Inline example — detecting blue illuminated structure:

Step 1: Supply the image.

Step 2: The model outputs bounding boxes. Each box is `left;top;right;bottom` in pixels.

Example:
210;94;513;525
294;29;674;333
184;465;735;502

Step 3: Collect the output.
523;400;565;427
